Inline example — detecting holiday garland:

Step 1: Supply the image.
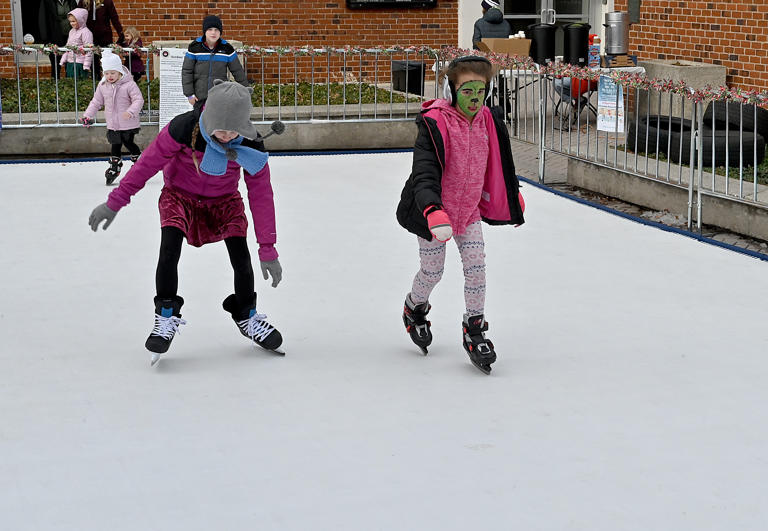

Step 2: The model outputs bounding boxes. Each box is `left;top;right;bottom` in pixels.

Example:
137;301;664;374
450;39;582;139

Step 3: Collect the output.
2;43;766;107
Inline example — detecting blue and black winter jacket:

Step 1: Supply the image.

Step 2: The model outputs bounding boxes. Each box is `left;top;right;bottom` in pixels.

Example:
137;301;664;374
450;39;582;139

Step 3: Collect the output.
181;37;248;101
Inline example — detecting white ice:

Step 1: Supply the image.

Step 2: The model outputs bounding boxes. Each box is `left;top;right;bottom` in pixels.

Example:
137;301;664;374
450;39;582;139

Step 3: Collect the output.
1;152;767;530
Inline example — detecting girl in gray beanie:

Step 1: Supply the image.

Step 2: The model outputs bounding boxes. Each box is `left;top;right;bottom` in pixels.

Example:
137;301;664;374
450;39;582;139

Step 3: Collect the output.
88;80;284;365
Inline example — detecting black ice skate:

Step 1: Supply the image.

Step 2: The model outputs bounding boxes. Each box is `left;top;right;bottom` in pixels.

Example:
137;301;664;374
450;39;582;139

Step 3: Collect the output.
223;293;284;354
130;152;141;163
146;295;186;365
105;156;123;185
462;314;496;374
402;294;432;355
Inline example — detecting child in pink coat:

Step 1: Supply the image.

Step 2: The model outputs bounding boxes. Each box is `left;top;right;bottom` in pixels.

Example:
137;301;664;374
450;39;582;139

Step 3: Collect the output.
87;81;284;365
59;8;93;78
82;50;144;185
396;55;525;374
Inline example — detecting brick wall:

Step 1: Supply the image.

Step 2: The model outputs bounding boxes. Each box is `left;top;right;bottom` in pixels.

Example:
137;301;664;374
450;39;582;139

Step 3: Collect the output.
0;1;458;79
615;0;768;90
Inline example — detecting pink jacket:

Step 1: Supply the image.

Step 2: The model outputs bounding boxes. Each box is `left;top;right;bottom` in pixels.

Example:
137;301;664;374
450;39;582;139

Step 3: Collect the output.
423;99;490;235
83;66;143;130
106;125;278;261
60;8;93;69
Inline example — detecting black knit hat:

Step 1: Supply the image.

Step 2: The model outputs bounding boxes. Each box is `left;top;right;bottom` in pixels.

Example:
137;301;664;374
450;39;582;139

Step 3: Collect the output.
202;15;223;34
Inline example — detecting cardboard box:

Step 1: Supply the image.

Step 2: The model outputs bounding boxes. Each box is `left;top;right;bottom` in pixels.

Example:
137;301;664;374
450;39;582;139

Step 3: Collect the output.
478;38;532;57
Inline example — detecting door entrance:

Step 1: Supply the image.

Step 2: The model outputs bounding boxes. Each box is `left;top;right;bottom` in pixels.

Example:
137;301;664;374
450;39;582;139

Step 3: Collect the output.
502;0;590;57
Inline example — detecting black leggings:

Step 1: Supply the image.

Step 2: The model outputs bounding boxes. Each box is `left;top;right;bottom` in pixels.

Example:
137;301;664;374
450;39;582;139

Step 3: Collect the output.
155;227;255;307
110;132;141;158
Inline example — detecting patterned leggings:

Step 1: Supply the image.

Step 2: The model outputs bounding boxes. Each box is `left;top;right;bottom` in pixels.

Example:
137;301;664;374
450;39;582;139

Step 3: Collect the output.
410;221;486;315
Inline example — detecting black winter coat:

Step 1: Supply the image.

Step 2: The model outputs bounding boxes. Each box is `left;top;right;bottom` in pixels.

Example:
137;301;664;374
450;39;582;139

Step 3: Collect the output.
472;8;511;49
396;105;524;241
77;0;124;46
39;0;78;46
181;38;248;101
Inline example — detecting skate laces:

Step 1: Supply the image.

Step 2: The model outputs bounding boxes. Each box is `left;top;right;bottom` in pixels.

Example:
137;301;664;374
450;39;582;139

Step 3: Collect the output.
238;312;274;343
151;313;187;339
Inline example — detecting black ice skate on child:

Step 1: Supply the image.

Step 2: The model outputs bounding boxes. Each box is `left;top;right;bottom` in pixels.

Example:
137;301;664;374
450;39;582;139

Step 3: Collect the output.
145;295;186;366
223;293;284;354
105;156;123;185
462;314;496;374
130;152;141;163
402;294;432;355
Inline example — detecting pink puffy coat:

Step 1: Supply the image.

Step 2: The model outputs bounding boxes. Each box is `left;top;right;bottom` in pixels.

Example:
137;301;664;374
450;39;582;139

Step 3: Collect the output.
83;65;143;130
59;8;93;70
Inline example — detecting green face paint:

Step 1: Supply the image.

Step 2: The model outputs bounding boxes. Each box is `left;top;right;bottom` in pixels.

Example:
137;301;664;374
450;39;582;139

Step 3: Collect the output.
456;80;486;118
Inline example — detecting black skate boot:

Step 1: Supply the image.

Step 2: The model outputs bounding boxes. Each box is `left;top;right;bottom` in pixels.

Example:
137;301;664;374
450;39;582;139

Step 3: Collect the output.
402;293;432;355
223;293;284;354
130;152;141;163
105;156;123;185
462;314;496;374
145;295;186;365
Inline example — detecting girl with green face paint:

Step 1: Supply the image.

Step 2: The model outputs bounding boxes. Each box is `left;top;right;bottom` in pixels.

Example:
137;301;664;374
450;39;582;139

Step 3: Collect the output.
456;80;487;119
397;54;526;374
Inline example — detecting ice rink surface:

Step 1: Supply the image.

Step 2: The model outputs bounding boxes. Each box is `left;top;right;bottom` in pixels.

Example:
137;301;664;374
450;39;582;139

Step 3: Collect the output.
1;152;767;530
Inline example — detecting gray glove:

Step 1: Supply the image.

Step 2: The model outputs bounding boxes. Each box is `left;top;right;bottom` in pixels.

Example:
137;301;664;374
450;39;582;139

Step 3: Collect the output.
89;202;117;232
260;259;282;288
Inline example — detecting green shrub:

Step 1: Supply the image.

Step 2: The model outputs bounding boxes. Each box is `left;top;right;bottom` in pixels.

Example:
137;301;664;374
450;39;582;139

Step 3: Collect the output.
0;78;415;114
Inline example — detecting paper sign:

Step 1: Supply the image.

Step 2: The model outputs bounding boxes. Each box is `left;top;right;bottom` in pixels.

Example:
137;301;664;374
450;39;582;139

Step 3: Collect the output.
597;75;624;133
159;47;193;129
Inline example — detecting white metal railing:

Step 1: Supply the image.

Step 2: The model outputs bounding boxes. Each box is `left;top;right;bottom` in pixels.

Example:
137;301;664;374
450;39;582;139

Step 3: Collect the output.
3;44;768;231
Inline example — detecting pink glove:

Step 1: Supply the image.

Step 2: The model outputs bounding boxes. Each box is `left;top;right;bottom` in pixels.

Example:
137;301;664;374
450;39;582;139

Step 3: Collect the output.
424;205;453;242
81;116;94;128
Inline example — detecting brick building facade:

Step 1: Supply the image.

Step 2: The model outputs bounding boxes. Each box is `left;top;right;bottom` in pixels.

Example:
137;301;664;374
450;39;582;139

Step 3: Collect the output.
614;0;768;90
2;0;458;78
3;1;767;91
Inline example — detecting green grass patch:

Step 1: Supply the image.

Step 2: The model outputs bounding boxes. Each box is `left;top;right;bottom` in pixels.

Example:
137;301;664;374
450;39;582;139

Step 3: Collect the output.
0;78;417;114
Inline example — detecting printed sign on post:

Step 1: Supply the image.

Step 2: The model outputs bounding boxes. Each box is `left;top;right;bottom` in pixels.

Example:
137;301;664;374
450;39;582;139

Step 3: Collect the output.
159;47;192;129
597;75;624;133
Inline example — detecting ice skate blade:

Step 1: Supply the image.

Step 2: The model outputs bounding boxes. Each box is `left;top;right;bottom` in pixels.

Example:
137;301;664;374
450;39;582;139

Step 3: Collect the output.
254;344;286;356
469;359;492;374
419;346;428;355
150;352;161;366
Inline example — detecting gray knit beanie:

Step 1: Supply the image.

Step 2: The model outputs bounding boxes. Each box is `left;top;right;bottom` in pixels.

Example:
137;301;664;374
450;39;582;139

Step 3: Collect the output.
200;80;260;140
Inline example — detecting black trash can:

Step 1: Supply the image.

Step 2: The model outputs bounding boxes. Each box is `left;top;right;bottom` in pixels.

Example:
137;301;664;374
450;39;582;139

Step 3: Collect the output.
392;61;426;95
527;23;557;65
563;22;591;66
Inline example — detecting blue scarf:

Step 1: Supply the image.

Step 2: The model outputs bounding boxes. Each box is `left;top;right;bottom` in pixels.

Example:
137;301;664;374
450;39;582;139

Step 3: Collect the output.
198;115;269;176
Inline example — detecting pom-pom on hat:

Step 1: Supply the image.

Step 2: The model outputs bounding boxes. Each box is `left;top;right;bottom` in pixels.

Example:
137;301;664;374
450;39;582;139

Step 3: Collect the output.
481;0;500;9
202;15;223;34
100;51;123;73
201;80;260;140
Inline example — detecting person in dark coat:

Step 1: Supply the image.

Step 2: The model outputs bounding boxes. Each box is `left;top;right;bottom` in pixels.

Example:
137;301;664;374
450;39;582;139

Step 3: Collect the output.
396;56;525;374
472;0;511;50
182;15;248;111
38;0;78;79
472;0;513;116
77;0;124;78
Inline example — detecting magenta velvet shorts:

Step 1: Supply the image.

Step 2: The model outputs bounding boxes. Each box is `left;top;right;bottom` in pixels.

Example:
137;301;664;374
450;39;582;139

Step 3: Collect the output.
158;187;248;247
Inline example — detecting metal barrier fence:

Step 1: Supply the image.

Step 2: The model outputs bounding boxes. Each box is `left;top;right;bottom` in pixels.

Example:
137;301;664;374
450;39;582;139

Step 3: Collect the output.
3;44;768;232
0;45;441;127
484;58;768;231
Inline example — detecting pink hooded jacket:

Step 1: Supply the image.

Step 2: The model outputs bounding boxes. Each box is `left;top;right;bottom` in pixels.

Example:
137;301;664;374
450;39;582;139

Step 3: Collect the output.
83;65;143;130
60;8;93;70
423;99;491;235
